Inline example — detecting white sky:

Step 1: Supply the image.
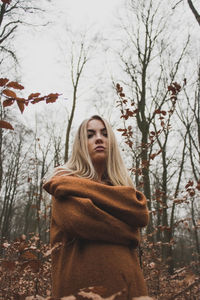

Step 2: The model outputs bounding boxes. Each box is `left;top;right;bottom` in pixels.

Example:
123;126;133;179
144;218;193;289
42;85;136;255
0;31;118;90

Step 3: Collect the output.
14;0;200;130
18;0;123;92
14;0;125;123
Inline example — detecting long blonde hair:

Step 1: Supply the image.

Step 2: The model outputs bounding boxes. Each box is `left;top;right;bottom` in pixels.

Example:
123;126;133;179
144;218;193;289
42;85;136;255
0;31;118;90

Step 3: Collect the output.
51;115;134;187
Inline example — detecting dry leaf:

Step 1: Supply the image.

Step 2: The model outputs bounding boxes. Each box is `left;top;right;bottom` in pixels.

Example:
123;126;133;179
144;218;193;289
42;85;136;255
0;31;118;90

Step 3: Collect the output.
0;120;14;130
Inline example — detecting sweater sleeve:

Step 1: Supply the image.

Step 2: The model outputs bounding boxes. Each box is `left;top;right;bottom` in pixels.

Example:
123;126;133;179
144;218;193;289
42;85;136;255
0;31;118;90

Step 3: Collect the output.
52;196;140;247
43;176;149;228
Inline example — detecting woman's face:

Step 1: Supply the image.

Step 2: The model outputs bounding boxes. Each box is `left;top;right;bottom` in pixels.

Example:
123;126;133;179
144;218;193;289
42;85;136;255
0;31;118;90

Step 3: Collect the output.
87;119;108;164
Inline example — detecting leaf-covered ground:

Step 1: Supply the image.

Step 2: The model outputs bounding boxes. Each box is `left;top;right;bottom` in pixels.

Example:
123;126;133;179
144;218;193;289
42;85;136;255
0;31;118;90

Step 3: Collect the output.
0;235;199;300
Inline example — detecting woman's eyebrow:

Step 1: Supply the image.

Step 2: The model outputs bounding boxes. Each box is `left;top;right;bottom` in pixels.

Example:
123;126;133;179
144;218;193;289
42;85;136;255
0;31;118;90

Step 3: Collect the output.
87;127;106;133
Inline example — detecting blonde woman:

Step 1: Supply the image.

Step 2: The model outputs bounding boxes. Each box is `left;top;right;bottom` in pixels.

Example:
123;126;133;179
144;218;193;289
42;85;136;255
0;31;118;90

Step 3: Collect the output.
43;115;149;299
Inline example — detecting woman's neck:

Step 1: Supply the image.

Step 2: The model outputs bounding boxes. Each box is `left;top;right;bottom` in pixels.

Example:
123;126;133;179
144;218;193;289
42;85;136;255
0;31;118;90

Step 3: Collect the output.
93;162;106;183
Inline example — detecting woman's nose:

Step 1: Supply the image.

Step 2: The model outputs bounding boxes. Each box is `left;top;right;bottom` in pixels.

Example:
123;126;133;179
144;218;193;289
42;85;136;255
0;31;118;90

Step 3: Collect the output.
95;133;103;143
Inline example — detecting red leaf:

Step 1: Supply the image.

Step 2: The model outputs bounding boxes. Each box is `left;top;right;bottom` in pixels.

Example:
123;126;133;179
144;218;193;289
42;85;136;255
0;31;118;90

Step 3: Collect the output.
3;99;14;107
185;180;194;189
17;100;25;113
1;260;15;271
46;93;59;103
28;92;41;100
7;81;24;90
161;110;167;116
0;120;14;130
31;96;45;104
1;0;11;4
189;189;195;197
0;78;9;86
196;183;200;191
117;128;126;132
119;92;125;97
2;89;17;98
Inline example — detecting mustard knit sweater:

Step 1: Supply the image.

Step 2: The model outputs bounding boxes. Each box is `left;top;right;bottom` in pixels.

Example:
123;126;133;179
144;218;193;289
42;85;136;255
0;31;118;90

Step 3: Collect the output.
43;175;149;299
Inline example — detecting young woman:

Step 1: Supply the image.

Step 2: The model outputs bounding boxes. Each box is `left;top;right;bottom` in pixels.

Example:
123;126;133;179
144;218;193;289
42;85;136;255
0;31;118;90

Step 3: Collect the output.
43;115;149;299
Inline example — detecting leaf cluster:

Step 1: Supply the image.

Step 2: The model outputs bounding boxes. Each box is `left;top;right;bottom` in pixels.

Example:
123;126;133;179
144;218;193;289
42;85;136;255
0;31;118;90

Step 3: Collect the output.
0;77;60;130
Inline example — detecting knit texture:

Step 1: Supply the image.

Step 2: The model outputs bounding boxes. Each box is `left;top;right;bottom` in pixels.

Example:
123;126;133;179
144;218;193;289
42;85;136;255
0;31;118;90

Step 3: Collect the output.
43;175;149;299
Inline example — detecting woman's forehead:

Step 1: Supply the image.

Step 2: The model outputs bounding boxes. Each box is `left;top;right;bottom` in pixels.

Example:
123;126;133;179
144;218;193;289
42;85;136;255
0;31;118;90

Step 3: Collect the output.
87;119;106;130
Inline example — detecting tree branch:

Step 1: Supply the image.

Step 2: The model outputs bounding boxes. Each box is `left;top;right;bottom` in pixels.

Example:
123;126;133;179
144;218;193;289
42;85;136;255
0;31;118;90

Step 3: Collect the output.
187;0;200;26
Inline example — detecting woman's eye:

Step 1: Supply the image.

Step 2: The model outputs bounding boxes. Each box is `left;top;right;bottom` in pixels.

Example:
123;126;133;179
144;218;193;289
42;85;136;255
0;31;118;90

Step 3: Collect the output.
87;134;93;138
103;132;107;137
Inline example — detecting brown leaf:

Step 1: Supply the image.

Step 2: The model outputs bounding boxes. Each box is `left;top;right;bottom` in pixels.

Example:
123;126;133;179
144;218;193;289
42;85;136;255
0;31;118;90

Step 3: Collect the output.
31;97;45;104
28;92;41;100
161;110;167;115
1;0;11;4
0;120;14;130
0;78;9;86
46;93;60;103
155;109;161;114
1;260;15;271
185;180;194;189
7;81;24;90
20;250;37;260
150;131;155;136
3;99;14;107
196;182;200;191
21;259;41;273
3;88;17;98
17;99;25;113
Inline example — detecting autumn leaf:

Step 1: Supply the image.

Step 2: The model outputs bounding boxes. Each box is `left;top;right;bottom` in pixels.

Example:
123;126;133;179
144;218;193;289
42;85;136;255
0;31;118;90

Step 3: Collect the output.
119;92;125;97
3;99;14;107
46;93;60;103
7;81;24;90
0;120;14;130
1;0;11;4
17;100;25;113
161;110;167;115
196;182;200;191
31;96;45;104
0;77;9;86
185;180;194;189
28;92;41;100
2;88;17;98
150;131;155;136
20;250;37;260
149;153;157;160
1;260;15;271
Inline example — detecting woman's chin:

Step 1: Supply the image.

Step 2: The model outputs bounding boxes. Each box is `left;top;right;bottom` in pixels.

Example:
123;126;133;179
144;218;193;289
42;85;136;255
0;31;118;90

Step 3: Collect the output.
92;153;107;164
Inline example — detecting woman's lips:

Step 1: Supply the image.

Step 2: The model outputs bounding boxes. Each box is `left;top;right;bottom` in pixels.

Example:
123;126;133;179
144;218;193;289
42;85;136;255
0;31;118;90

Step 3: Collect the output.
95;146;105;151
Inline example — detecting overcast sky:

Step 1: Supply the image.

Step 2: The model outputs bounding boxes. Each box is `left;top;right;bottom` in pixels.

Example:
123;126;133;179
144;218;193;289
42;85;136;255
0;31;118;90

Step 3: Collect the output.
13;0;200;129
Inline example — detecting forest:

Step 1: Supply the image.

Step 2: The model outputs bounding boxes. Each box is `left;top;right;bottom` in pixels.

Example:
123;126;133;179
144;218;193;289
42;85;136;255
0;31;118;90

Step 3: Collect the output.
0;0;200;299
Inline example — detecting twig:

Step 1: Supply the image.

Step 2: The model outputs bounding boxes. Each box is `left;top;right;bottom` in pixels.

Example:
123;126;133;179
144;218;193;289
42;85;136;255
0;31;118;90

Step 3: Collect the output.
172;0;183;10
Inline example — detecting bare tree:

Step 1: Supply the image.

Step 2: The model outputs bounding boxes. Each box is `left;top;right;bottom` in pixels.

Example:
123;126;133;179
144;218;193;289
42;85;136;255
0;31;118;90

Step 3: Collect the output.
117;0;172;232
64;37;89;162
115;0;194;270
0;0;44;71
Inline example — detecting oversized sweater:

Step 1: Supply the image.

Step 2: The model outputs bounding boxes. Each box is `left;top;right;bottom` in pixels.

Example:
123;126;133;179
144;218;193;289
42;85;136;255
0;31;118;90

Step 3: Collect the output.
43;175;149;299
